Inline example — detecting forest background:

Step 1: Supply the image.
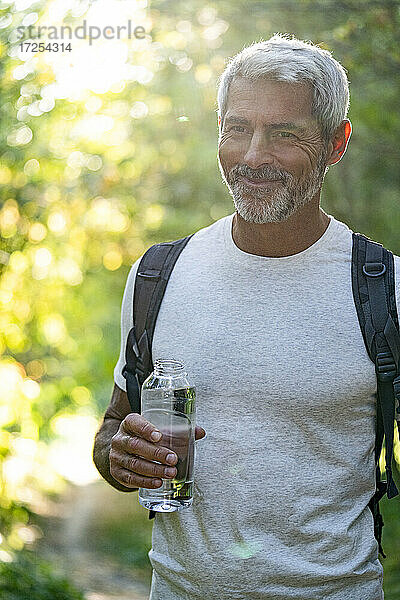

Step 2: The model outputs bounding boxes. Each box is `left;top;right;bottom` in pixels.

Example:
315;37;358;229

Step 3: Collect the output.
0;0;399;598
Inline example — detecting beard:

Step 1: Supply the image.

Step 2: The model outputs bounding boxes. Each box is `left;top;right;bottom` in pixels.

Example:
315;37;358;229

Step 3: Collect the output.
218;150;330;224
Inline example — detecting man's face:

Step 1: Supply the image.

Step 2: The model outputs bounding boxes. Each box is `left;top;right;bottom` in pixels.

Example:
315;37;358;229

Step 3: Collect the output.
218;77;330;223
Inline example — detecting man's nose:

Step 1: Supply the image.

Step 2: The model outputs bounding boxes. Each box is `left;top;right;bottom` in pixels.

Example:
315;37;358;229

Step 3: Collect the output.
243;131;275;170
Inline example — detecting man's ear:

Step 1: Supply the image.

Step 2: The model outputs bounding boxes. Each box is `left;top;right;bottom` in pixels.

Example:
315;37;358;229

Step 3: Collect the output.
326;119;352;166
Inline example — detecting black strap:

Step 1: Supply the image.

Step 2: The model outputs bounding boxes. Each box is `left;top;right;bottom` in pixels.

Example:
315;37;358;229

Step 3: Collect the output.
122;234;193;520
352;232;400;555
133;235;194;386
122;235;193;414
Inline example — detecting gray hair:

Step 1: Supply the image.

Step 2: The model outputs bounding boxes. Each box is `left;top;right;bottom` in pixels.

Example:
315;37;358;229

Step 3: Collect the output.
217;33;350;145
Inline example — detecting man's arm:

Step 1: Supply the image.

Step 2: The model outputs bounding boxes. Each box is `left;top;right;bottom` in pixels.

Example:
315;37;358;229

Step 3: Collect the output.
93;383;138;492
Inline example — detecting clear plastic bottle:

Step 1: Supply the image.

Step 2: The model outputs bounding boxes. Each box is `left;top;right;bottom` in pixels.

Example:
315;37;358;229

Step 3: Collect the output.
138;359;196;513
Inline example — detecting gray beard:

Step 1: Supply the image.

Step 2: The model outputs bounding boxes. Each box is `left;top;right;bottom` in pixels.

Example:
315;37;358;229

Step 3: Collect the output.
219;152;329;224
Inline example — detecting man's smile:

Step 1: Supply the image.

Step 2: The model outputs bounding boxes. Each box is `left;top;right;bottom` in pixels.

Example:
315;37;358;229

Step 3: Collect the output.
239;176;283;187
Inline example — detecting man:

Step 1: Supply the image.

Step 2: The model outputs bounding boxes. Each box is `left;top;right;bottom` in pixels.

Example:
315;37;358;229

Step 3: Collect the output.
93;33;399;599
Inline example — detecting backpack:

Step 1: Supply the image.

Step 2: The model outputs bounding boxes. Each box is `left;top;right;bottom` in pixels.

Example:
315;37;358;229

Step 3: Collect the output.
122;230;400;557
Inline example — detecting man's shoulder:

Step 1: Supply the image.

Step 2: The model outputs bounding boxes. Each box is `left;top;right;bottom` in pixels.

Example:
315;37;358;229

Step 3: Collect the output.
138;214;232;253
392;252;400;282
153;213;232;259
180;213;232;244
347;225;400;265
126;213;232;279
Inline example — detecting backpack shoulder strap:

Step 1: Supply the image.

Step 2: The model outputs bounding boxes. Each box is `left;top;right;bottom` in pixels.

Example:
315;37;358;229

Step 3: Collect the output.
122;234;194;414
351;233;400;365
352;232;400;555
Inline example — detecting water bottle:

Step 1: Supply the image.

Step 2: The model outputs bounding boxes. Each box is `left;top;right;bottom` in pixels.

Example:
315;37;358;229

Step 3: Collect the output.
138;359;196;513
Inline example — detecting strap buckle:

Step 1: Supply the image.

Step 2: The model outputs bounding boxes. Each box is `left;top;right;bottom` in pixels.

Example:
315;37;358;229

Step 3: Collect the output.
362;262;386;277
375;350;397;382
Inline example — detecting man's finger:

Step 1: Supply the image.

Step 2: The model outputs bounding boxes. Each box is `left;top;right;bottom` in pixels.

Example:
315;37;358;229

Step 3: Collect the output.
111;466;163;489
122;413;162;442
195;426;206;440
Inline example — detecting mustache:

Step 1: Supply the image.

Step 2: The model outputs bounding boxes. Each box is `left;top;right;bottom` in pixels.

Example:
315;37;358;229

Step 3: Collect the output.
228;164;291;182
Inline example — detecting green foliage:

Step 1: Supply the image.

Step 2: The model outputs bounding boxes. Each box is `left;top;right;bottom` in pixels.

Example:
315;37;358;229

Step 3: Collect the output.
0;551;85;600
0;501;31;540
84;509;152;569
63;483;154;571
381;494;400;600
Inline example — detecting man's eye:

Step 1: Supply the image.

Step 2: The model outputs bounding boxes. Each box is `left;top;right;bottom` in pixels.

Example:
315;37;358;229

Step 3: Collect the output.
275;131;296;138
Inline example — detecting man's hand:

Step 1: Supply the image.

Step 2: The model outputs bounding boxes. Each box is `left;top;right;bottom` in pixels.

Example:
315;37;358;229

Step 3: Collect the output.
109;413;206;489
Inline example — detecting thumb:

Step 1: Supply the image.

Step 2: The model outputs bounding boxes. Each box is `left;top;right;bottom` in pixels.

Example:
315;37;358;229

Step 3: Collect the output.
195;425;206;440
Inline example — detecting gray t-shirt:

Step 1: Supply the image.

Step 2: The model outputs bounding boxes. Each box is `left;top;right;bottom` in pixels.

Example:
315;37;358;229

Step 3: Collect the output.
114;212;400;600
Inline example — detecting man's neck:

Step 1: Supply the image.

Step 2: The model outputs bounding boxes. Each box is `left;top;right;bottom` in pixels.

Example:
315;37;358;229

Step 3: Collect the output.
231;202;331;258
